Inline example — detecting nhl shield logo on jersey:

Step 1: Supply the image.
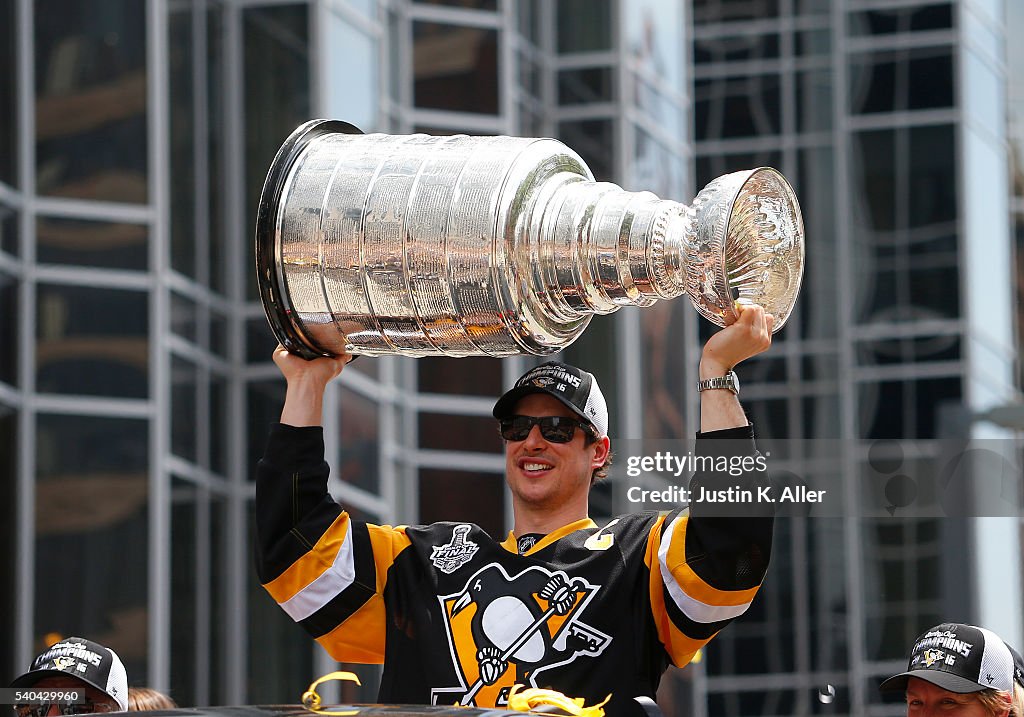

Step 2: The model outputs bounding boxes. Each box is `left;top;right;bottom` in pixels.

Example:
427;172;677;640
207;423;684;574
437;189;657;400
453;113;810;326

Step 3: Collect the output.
431;563;611;707
431;524;480;574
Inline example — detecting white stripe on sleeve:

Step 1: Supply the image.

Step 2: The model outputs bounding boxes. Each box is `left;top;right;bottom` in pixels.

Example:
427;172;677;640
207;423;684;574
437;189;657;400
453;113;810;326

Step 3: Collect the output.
279;519;356;622
658;514;754;624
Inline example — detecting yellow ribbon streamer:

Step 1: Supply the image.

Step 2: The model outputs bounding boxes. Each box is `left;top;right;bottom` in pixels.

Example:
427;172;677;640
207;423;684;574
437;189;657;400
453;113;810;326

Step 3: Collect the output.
506;685;610;716
301;671;362;716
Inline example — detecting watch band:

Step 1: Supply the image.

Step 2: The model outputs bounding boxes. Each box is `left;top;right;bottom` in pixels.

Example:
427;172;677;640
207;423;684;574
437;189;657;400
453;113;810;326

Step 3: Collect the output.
697;370;739;395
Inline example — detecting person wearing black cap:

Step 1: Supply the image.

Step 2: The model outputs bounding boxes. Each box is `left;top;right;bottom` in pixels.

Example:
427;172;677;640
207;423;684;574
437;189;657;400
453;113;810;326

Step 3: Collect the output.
255;303;774;715
881;622;1024;716
10;637;128;715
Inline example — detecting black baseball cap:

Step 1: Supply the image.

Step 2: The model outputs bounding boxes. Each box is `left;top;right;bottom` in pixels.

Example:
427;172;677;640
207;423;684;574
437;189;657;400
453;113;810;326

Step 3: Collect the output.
492;361;609;437
880;623;1017;695
10;637;129;711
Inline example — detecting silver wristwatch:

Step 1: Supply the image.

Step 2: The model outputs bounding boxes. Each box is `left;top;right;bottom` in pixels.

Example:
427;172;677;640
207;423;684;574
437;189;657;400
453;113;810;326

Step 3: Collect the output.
697;370;739;395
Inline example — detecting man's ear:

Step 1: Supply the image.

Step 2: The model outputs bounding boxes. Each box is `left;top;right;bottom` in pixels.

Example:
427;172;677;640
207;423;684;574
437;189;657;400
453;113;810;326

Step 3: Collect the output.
590;436;611;469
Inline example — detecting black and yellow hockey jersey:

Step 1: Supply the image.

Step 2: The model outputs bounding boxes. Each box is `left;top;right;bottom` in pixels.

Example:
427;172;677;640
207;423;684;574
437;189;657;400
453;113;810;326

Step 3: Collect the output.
255;423;772;716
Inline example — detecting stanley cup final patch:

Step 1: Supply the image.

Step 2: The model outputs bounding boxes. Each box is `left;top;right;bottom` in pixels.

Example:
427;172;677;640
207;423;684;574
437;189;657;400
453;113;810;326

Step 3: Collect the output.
431;524;480;574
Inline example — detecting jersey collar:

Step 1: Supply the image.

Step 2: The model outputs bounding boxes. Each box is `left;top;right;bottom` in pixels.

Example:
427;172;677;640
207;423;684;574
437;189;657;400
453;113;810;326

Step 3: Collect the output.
501;517;598;556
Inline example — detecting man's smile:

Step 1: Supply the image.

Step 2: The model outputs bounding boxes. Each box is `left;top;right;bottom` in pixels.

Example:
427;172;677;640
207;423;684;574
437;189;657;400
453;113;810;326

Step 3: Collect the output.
517;457;554;474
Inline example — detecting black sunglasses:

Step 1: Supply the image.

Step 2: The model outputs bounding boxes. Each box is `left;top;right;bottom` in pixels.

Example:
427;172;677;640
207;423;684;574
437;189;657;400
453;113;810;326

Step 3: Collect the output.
15;699;114;717
498;415;595;443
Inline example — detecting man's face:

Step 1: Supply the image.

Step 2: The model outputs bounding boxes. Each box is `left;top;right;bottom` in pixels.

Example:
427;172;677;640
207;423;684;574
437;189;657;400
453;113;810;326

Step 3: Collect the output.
14;675;119;716
905;678;1000;717
502;393;610;512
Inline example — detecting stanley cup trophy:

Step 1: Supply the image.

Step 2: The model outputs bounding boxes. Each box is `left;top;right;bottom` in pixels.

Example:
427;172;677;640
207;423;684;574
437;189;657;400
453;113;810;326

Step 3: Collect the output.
256;120;805;358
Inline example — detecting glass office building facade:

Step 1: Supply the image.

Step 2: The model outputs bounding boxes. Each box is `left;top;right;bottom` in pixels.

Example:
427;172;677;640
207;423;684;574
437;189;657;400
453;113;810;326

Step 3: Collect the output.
1;0;1020;714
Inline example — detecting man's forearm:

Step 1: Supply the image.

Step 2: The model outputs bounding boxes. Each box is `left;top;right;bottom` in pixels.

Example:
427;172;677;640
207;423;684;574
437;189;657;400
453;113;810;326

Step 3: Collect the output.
698;359;749;431
280;376;331;427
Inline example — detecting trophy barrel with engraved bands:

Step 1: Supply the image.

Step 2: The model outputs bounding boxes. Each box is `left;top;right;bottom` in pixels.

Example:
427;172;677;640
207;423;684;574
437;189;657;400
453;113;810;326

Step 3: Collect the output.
256;120;804;358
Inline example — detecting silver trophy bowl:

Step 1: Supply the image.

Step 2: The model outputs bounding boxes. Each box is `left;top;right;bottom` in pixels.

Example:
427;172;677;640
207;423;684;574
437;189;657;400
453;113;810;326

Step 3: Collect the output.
256;120;804;358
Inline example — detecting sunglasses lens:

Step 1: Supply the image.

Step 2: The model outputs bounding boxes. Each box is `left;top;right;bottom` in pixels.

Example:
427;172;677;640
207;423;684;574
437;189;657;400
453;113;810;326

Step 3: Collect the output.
539;417;575;443
499;417;532;441
499;416;591;443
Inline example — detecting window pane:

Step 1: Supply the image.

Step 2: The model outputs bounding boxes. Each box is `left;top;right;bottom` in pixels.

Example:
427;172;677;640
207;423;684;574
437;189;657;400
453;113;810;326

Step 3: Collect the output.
860;516;956;661
695;32;779;65
36;284;149;398
171;291;198;344
556;0;611;53
0;270;17;385
414;0;497;9
35;413;148;680
244;4;310;301
558;67;613;105
210;373;227;475
0;201;16;256
0;403;15;683
797;147;837;340
849;47;954;115
246;500;317;703
858;378;961;439
247;316;276;364
172;356;198;463
324;10;378;132
561;312;618;438
208;6;227;294
0;0;16;186
695;74;782;140
170;478;199;706
558;118;614;180
36;216;148;270
518;0;543;45
418;356;501;396
209;492;228;704
796;70;833;133
908;124;956;227
852;129;896;231
641;302;689;439
849;4;953;36
630;128;684;199
413;22;499;114
419;468;505;538
34;0;148;202
169;7;197;279
696;150;783;190
694;0;779;23
210;308;228;359
419;412;501;453
797;28;831;57
336;385;380;494
248;379;285;479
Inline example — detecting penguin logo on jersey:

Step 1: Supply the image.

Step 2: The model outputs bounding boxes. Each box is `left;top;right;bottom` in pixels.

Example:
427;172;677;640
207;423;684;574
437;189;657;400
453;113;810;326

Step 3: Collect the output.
431;563;611;707
431;524;480;574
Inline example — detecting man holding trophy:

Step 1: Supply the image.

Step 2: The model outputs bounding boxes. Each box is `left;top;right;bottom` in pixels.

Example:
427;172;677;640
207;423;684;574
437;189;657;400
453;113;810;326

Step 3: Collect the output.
257;303;772;714
252;122;805;714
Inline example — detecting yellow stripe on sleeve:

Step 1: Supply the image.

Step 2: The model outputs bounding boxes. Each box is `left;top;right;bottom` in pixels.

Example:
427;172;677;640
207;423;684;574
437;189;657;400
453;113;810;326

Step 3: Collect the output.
645;516;712;665
264;513;352;604
661;514;761;607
